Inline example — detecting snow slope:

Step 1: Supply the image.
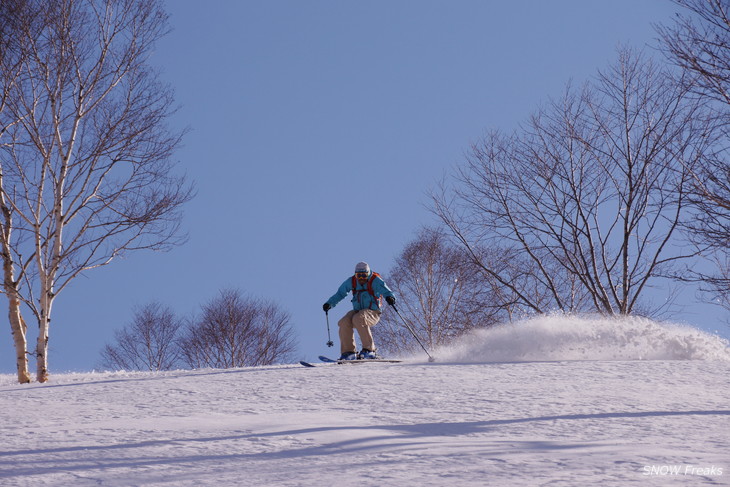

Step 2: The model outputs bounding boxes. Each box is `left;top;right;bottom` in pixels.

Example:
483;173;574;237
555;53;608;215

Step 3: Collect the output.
1;316;729;487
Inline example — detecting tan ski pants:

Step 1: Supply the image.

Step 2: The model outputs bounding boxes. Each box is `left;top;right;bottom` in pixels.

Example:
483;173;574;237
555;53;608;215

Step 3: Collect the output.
338;309;381;353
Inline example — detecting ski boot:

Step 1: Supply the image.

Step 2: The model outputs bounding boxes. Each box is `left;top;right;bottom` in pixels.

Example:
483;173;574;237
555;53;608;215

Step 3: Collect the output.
358;349;377;360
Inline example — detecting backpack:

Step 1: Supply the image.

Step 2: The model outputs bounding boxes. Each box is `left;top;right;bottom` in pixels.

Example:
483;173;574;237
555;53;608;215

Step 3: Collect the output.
351;272;383;309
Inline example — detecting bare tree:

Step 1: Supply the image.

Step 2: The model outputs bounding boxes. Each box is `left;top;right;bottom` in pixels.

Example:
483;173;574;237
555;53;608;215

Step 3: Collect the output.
658;0;730;305
180;289;297;369
658;0;730;106
99;302;184;371
0;0;192;382
378;227;504;356
0;0;37;383
434;49;714;317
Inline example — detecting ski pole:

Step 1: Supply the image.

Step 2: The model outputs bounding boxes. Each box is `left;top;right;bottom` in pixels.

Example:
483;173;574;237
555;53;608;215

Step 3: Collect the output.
324;310;334;347
391;304;435;362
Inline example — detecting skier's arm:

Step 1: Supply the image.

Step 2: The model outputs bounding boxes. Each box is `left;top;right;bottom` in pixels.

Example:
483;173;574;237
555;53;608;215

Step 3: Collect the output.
374;276;395;303
324;278;352;309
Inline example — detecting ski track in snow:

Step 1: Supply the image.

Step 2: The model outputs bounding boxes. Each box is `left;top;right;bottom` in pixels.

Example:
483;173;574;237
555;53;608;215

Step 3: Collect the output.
1;316;729;486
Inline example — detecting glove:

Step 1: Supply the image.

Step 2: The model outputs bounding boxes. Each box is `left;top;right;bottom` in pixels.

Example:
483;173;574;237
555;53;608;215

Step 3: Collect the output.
386;296;396;306
323;302;331;312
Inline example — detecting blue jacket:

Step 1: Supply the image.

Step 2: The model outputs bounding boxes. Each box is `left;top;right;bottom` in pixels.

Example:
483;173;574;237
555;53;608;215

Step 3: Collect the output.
326;274;395;312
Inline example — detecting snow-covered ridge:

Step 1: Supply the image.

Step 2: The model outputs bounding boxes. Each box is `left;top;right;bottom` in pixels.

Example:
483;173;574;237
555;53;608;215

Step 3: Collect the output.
436;314;730;363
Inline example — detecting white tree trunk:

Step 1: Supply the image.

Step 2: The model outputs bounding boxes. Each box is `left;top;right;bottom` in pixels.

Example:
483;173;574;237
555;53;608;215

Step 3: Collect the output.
34;249;57;382
35;324;49;382
35;289;52;383
8;294;30;384
0;182;30;383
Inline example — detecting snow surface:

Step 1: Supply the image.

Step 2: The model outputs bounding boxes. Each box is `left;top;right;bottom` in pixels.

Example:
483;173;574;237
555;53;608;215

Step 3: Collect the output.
1;315;729;486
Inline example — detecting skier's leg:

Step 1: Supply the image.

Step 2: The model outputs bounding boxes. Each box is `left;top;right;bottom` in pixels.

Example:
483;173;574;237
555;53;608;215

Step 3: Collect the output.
353;309;381;352
338;310;358;354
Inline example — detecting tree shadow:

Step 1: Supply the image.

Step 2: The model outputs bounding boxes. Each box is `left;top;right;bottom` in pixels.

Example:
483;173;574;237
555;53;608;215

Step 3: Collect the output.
1;408;727;479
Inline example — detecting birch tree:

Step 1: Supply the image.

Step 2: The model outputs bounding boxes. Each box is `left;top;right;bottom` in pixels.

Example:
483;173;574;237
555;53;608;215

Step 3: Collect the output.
0;0;36;383
434;49;715;316
0;0;191;382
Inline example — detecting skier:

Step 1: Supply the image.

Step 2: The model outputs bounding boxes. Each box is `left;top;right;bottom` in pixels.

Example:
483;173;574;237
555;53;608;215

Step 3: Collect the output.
322;262;396;360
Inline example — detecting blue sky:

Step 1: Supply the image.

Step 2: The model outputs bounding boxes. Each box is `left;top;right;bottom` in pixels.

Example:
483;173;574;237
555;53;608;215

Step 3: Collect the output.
3;0;723;373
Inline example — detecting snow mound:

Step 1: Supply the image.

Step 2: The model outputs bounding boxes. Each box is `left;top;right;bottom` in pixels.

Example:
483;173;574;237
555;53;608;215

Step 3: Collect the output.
436;314;730;362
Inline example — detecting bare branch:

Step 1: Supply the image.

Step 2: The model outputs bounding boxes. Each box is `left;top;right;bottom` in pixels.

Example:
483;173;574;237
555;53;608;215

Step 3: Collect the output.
433;49;712;317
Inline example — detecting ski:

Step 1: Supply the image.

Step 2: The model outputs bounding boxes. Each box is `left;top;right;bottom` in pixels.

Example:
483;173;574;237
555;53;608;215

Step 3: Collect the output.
336;359;402;364
299;356;340;367
301;358;402;367
299;357;338;367
320;355;402;365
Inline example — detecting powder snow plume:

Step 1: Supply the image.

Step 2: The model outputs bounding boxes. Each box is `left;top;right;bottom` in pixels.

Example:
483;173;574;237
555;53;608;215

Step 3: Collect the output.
435;314;730;362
